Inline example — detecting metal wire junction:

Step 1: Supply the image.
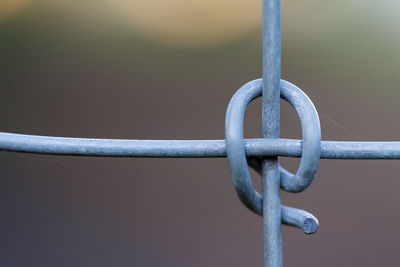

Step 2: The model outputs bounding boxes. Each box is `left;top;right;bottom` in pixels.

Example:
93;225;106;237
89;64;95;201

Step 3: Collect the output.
2;0;398;266
2;77;400;264
1;78;400;234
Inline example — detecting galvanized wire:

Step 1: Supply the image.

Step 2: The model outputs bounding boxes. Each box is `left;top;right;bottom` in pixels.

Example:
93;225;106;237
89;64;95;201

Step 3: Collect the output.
225;78;320;229
1;77;399;266
262;0;282;265
2;0;398;266
0;76;398;241
2;133;399;159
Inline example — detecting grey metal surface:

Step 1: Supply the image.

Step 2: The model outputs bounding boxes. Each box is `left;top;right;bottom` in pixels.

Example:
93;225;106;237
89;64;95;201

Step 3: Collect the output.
1;74;399;266
225;79;319;233
262;1;282;265
2;132;400;159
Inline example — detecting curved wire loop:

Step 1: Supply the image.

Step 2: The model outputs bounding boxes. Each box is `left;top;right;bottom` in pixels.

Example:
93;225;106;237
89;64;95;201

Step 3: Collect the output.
225;79;321;233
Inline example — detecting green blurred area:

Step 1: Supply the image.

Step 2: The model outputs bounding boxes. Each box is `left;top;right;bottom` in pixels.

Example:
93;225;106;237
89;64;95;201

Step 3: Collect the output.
1;0;400;95
2;0;400;138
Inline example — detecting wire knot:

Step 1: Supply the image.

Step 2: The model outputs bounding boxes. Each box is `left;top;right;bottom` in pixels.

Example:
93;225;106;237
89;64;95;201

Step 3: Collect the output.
225;79;321;234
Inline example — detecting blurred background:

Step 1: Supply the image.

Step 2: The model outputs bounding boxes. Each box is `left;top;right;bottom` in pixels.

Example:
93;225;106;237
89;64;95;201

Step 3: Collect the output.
1;0;400;266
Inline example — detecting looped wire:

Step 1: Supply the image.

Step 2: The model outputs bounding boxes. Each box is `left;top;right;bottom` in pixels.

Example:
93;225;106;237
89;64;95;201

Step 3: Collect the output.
225;79;321;234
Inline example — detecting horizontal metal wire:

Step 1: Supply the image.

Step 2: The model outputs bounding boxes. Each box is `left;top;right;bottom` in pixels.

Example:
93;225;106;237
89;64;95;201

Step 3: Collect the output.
0;132;399;159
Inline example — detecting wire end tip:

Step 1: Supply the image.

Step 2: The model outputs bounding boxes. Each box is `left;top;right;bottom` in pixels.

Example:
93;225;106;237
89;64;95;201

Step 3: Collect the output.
303;217;319;234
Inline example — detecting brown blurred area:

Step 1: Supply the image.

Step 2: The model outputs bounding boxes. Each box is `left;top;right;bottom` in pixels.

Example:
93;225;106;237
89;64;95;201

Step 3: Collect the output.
1;1;400;266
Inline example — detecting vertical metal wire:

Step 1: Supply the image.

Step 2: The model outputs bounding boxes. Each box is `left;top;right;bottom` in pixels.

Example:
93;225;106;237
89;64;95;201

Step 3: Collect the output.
262;0;282;266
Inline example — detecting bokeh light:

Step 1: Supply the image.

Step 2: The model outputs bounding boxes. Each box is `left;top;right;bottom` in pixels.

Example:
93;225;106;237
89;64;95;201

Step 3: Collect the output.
0;0;32;21
108;0;262;48
283;0;347;41
283;0;400;43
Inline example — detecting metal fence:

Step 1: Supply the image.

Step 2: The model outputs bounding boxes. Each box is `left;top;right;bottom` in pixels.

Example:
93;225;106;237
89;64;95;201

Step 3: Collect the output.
2;1;399;266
